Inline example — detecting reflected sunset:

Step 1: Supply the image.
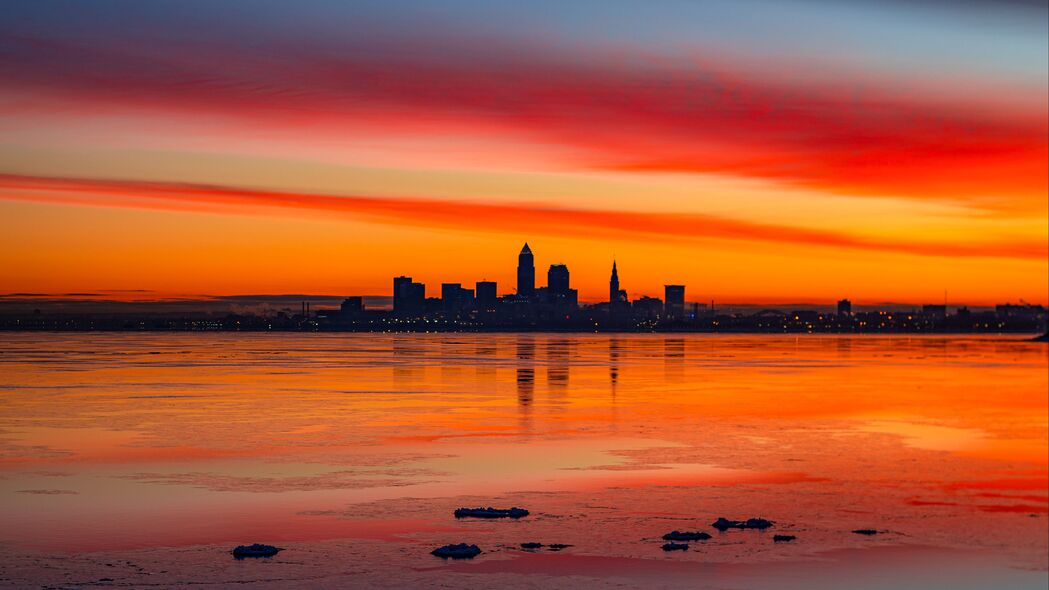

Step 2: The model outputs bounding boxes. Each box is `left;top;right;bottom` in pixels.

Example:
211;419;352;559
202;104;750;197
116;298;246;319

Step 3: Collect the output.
1;334;1046;588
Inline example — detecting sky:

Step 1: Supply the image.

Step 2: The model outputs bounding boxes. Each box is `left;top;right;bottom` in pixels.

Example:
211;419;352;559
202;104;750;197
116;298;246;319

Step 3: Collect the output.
1;0;1046;305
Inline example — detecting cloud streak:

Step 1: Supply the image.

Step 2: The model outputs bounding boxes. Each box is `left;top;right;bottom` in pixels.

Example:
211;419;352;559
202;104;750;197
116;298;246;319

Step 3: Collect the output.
1;33;1045;209
1;173;1042;260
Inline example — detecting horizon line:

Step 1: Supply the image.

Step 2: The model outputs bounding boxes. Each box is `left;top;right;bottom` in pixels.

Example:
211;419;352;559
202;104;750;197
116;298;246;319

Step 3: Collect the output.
0;292;1043;310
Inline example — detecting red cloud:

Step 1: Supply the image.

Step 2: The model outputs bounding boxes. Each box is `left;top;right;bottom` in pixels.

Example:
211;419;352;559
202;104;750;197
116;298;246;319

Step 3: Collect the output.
1;173;1044;260
2;34;1046;209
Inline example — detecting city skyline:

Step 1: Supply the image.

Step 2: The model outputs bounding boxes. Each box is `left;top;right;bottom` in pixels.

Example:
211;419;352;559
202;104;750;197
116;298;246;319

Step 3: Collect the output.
4;237;1044;314
1;176;1045;305
364;242;1046;332
1;1;1046;305
4;241;1045;334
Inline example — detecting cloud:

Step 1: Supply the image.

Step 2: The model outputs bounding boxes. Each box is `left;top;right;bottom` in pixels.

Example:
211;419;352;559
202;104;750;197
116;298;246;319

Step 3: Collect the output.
1;33;1044;208
1;173;1043;260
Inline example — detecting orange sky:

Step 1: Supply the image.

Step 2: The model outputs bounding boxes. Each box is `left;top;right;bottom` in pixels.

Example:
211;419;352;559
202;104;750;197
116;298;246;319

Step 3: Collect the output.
1;173;1043;305
1;2;1046;305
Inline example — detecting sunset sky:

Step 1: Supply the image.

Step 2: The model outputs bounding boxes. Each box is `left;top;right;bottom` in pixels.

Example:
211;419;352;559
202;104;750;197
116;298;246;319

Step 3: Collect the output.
1;0;1046;305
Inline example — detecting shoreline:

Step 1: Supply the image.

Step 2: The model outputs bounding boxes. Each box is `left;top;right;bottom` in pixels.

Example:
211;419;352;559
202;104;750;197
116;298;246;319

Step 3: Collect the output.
1;328;1045;336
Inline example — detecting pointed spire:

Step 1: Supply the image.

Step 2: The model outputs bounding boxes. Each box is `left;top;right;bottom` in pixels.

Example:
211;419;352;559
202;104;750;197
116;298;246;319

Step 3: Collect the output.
521;242;532;254
611;260;618;278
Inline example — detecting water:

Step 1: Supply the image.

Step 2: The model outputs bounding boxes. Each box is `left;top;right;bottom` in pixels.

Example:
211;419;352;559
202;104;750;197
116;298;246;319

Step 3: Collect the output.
0;333;1046;589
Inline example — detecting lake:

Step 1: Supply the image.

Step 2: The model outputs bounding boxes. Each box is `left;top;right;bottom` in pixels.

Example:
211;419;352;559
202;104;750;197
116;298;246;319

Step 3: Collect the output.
1;333;1046;588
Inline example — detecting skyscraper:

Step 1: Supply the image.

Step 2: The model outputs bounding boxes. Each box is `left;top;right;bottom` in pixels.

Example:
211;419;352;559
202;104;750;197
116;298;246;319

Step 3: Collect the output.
393;276;412;313
393;275;425;315
517;243;535;298
609;260;619;304
664;285;685;319
476;281;497;310
548;264;569;296
442;283;473;312
546;264;577;308
407;282;424;310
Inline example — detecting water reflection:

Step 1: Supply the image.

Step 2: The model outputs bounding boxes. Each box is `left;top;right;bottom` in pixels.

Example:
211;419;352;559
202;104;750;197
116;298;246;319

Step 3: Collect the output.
664;337;685;379
0;332;1044;589
836;336;852;359
516;335;535;409
439;338;464;383
391;336;423;383
474;341;497;381
547;338;571;402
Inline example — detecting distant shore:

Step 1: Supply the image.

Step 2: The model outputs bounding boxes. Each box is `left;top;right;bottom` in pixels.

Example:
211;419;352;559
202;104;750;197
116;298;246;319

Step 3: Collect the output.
1;326;1045;336
2;305;1045;336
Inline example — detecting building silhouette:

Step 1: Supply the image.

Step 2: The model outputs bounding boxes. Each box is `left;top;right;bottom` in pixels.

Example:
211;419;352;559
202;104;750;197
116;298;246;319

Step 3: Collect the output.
517;243;535;298
393;276;425;315
548;264;569;295
837;298;852;315
609;261;628;302
340;296;363;312
608;260;629;321
441;283;474;312
664;285;685;320
633;295;663;320
546;264;577;308
476;281;497;311
274;240;1044;334
922;304;947;319
393;276;411;310
997;303;1047;320
8;236;1045;334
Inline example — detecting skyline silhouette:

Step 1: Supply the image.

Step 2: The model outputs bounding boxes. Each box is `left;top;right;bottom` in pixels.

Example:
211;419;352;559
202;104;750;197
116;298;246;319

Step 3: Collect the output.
2;242;1046;334
1;238;1045;314
2;2;1046;305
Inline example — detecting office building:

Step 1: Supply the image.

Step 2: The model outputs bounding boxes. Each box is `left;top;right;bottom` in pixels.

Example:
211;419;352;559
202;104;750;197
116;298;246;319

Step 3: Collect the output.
837;298;852;316
664;285;685;320
476;281;497;310
393;276;425;315
442;283;474;312
548;264;569;295
633;296;663;320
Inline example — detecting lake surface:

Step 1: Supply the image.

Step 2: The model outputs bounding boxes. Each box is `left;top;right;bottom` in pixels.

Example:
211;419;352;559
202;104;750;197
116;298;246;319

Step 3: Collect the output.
0;333;1046;589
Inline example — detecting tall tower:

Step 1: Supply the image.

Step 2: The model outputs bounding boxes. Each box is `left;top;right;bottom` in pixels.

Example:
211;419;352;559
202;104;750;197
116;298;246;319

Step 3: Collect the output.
609;261;620;304
517;243;535;298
